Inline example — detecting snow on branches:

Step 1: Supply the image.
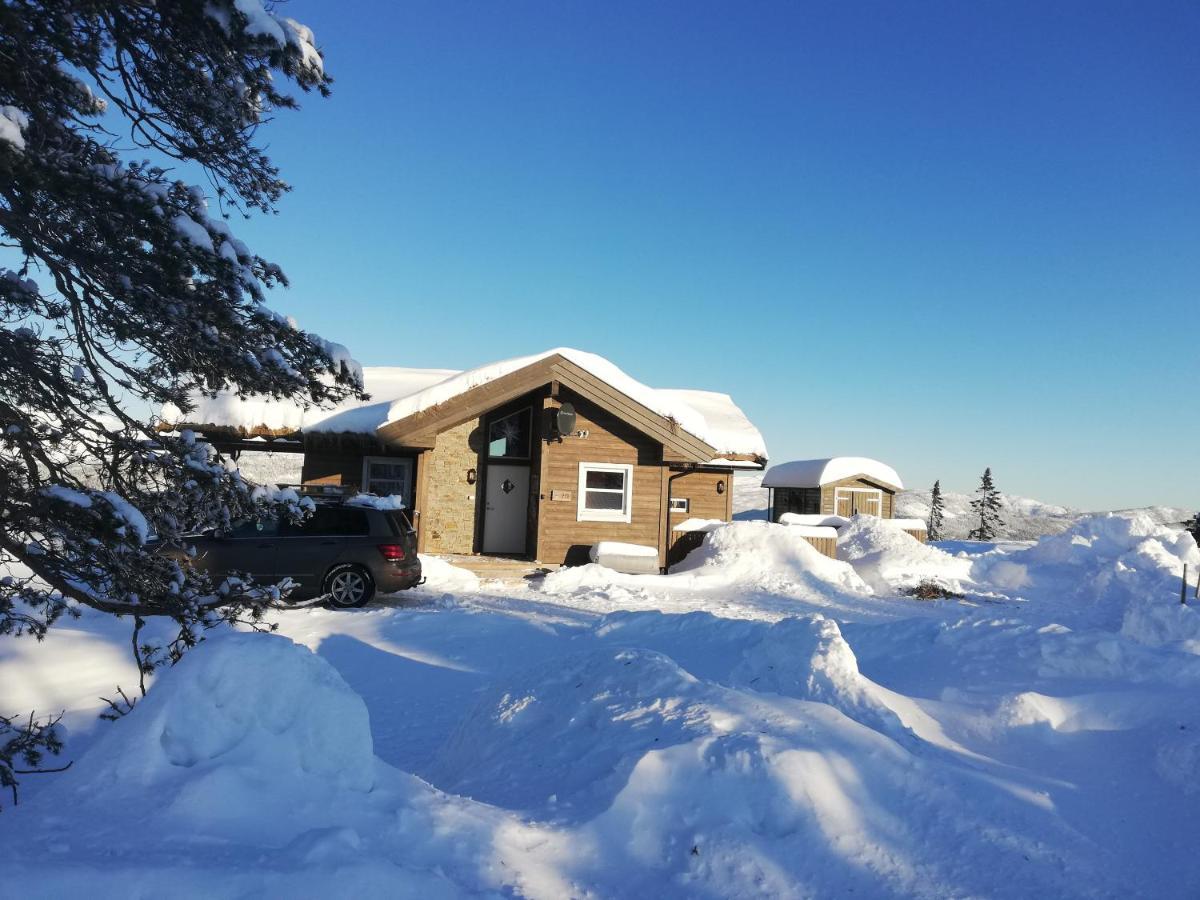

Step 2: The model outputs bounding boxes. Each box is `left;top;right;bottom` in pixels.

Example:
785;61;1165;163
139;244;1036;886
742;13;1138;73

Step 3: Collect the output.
0;2;364;662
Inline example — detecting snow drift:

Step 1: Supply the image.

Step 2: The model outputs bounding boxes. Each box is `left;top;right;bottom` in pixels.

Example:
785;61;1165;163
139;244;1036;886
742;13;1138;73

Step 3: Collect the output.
836;515;974;594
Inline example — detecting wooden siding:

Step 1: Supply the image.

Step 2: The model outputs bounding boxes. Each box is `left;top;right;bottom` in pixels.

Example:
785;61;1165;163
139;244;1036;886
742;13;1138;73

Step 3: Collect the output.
536;389;665;567
801;535;839;559
666;469;734;565
820;476;895;518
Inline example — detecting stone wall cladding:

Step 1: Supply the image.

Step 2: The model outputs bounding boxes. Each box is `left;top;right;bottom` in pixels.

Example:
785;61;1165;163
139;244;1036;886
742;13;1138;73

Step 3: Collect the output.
422;418;483;554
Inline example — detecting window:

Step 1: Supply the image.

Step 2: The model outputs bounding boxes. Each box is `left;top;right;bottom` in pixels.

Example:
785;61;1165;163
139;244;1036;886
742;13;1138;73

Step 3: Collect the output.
363;457;413;502
669;497;690;513
488;408;531;460
778;487;821;516
227;518;279;539
281;507;370;537
578;462;633;523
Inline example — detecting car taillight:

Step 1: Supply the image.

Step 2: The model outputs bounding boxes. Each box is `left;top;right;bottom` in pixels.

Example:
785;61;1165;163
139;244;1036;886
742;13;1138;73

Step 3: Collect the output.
377;544;406;561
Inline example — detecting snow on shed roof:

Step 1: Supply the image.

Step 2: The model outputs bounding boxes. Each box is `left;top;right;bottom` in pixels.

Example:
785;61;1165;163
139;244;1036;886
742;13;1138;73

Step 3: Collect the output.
762;457;903;490
167;348;767;459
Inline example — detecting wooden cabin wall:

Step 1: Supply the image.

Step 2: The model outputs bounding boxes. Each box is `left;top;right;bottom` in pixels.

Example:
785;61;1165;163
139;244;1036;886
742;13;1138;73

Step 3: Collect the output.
819;477;896;518
666;469;734;564
536;389;665;567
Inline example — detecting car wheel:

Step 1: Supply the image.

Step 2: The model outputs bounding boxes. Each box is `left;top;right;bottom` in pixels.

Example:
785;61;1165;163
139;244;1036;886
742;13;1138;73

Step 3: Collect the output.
323;564;375;609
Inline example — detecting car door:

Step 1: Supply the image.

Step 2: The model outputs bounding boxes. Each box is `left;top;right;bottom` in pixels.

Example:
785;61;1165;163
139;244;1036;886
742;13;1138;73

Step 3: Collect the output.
275;507;368;593
194;518;279;584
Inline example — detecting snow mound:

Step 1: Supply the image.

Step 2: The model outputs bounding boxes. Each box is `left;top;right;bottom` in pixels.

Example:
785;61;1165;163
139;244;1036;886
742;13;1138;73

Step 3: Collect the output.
837;515;974;594
1004;513;1200;645
672;520;871;595
33;634;376;842
415;554;480;594
429;647;711;818
731;615;910;739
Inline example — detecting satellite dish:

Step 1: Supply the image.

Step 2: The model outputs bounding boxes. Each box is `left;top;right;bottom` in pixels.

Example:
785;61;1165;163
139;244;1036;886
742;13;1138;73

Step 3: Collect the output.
554;402;577;437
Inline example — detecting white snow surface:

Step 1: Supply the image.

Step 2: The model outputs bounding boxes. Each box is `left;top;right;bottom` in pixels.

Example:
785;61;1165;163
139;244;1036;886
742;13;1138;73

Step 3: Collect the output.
4;511;1200;895
0;105;29;150
171;365;460;434
170;348;765;457
762;456;903;490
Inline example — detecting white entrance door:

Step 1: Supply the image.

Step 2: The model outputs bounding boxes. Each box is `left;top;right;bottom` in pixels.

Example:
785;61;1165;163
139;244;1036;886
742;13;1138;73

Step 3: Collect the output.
482;464;530;555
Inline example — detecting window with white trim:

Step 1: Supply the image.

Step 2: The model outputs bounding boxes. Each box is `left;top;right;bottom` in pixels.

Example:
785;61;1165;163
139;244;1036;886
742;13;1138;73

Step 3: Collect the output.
669;496;690;513
362;456;413;503
577;462;633;523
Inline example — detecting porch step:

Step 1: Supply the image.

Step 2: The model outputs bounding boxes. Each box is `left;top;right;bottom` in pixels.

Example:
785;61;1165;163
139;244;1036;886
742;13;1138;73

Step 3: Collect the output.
432;554;560;582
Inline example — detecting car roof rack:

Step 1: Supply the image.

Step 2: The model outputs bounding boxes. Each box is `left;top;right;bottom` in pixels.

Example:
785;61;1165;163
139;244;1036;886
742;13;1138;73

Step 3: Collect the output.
274;483;354;498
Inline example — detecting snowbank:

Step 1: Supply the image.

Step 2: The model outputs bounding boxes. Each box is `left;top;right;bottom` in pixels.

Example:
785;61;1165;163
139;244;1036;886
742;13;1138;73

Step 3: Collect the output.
430;647;711;818
414;554;480;594
45;634;377;830
837;515;974;594
671;521;871;595
996;513;1200;645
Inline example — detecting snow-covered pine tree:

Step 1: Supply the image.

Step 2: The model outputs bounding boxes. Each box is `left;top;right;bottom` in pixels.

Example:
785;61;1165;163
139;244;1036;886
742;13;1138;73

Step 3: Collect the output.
927;480;945;541
1186;512;1200;545
968;468;1004;541
0;1;365;789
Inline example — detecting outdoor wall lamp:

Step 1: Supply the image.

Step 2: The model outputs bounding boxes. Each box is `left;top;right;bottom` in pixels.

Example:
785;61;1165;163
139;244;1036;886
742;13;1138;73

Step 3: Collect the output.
466;467;477;485
717;479;726;495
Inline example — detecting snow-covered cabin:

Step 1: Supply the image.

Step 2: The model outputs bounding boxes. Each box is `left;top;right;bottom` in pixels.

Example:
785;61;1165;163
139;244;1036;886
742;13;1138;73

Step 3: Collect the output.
165;348;767;568
762;457;903;521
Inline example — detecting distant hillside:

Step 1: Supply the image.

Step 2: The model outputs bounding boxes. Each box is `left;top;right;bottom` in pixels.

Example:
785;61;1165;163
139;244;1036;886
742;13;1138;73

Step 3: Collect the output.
733;471;1193;541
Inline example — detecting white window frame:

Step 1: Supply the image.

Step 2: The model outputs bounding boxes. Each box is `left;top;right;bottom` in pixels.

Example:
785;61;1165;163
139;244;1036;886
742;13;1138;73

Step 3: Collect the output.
669;496;690;513
577;462;633;523
362;456;413;503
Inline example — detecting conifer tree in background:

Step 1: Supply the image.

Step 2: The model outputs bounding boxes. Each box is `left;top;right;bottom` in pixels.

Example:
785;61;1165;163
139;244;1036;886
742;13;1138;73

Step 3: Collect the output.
1186;512;1200;545
927;480;945;541
0;1;364;798
968;468;1004;541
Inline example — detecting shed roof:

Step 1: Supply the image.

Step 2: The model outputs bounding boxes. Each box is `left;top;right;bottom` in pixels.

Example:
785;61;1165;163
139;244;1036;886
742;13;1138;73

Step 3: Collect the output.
165;347;767;462
762;457;903;491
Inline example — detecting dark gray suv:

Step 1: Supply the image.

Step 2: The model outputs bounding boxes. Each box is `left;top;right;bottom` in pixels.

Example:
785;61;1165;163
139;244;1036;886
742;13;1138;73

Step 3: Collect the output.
186;501;421;607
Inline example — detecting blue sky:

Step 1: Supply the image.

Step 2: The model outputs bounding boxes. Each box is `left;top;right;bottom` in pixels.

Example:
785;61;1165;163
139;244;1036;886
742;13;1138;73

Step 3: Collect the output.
232;1;1197;509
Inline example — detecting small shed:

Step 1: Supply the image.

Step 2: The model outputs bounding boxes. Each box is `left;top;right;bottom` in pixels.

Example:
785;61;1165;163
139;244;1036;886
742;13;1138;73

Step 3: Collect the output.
763;457;903;521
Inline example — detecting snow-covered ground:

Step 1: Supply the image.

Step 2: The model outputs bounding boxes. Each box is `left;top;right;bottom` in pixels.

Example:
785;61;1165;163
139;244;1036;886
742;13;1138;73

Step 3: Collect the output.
735;469;1195;540
3;508;1200;897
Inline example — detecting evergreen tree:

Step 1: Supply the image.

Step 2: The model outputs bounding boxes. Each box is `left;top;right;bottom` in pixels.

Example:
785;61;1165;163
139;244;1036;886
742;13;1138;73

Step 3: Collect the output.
927;480;945;541
968;468;1004;541
1186;512;1200;545
0;2;365;793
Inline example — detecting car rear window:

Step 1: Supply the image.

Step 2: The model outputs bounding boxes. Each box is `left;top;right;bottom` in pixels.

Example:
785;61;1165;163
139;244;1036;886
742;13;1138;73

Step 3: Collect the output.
385;510;415;536
284;507;371;537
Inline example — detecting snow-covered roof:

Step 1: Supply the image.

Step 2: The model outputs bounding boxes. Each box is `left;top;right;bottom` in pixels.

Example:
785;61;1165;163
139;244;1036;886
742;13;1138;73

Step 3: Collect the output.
166;366;461;435
170;347;767;460
762;457;903;490
656;389;768;461
382;348;766;459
